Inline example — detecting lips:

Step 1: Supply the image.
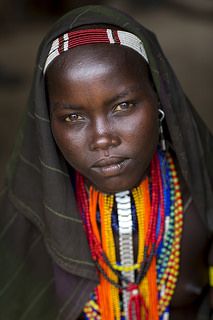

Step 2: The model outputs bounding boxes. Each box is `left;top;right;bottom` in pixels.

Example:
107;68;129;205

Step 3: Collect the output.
91;157;130;177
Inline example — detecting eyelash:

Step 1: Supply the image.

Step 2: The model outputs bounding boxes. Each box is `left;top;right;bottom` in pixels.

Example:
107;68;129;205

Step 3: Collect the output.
64;113;84;122
113;101;136;113
63;101;136;123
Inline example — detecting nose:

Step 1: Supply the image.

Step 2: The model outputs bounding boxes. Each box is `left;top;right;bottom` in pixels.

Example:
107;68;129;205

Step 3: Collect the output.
89;118;121;151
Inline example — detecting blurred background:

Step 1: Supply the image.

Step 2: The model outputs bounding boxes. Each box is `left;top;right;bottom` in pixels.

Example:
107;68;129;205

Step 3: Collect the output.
0;0;213;187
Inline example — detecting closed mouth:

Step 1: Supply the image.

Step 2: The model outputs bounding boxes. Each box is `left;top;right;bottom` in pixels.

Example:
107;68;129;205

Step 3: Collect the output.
91;157;130;177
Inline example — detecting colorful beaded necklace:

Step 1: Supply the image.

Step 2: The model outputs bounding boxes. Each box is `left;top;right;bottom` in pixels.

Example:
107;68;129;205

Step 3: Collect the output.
76;150;183;320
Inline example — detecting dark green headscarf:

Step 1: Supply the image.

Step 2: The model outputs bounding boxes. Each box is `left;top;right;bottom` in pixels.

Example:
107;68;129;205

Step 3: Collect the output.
0;5;212;319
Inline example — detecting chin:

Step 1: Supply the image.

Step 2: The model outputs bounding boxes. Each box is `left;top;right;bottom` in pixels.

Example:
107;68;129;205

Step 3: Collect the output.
91;176;143;194
95;185;129;195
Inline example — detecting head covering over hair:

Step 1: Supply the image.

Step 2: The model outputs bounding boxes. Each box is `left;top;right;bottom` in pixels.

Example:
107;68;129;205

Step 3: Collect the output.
0;5;212;319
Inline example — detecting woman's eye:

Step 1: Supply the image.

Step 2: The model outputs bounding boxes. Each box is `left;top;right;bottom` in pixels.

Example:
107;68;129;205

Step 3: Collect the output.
64;113;83;122
114;102;135;112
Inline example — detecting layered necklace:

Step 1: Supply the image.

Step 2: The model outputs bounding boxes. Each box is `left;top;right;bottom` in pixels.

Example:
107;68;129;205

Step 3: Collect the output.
76;150;183;320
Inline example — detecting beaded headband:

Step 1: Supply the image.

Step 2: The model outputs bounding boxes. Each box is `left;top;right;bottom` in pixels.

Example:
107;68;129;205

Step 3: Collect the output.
43;28;149;74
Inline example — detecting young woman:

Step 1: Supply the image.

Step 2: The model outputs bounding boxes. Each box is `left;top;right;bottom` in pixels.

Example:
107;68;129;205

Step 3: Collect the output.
0;5;212;320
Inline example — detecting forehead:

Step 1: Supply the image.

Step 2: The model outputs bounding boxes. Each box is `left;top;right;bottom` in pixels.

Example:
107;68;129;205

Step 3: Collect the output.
46;43;151;83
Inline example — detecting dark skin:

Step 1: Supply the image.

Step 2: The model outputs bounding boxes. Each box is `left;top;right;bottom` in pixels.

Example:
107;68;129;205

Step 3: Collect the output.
46;44;210;319
47;45;159;194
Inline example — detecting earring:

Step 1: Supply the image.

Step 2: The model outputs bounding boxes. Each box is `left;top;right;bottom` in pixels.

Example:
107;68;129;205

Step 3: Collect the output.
158;108;166;151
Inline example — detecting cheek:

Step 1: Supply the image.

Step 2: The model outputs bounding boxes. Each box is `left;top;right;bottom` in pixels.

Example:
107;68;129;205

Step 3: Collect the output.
119;107;158;149
132;113;159;167
130;111;158;174
51;122;87;167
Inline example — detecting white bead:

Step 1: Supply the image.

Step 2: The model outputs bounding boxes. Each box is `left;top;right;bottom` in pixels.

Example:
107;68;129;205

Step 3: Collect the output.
118;216;132;223
118;220;132;227
119;229;132;235
115;191;130;197
115;196;130;204
163;312;170;320
117;202;131;210
132;289;139;295
117;208;132;216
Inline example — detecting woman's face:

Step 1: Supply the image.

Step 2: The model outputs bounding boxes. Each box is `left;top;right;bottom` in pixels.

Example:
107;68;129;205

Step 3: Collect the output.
46;44;159;193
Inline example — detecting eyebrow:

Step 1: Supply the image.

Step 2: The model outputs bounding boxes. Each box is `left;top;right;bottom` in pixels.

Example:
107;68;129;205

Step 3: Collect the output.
51;101;82;111
51;84;143;111
104;84;143;106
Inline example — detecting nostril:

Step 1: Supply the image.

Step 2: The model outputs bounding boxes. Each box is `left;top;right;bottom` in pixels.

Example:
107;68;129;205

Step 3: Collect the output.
90;134;120;151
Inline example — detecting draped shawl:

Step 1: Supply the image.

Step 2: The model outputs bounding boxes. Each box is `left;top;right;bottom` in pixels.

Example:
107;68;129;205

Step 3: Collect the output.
0;5;212;319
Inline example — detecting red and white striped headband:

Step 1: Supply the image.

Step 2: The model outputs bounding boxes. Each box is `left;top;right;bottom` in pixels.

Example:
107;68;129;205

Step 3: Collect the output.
43;28;149;74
